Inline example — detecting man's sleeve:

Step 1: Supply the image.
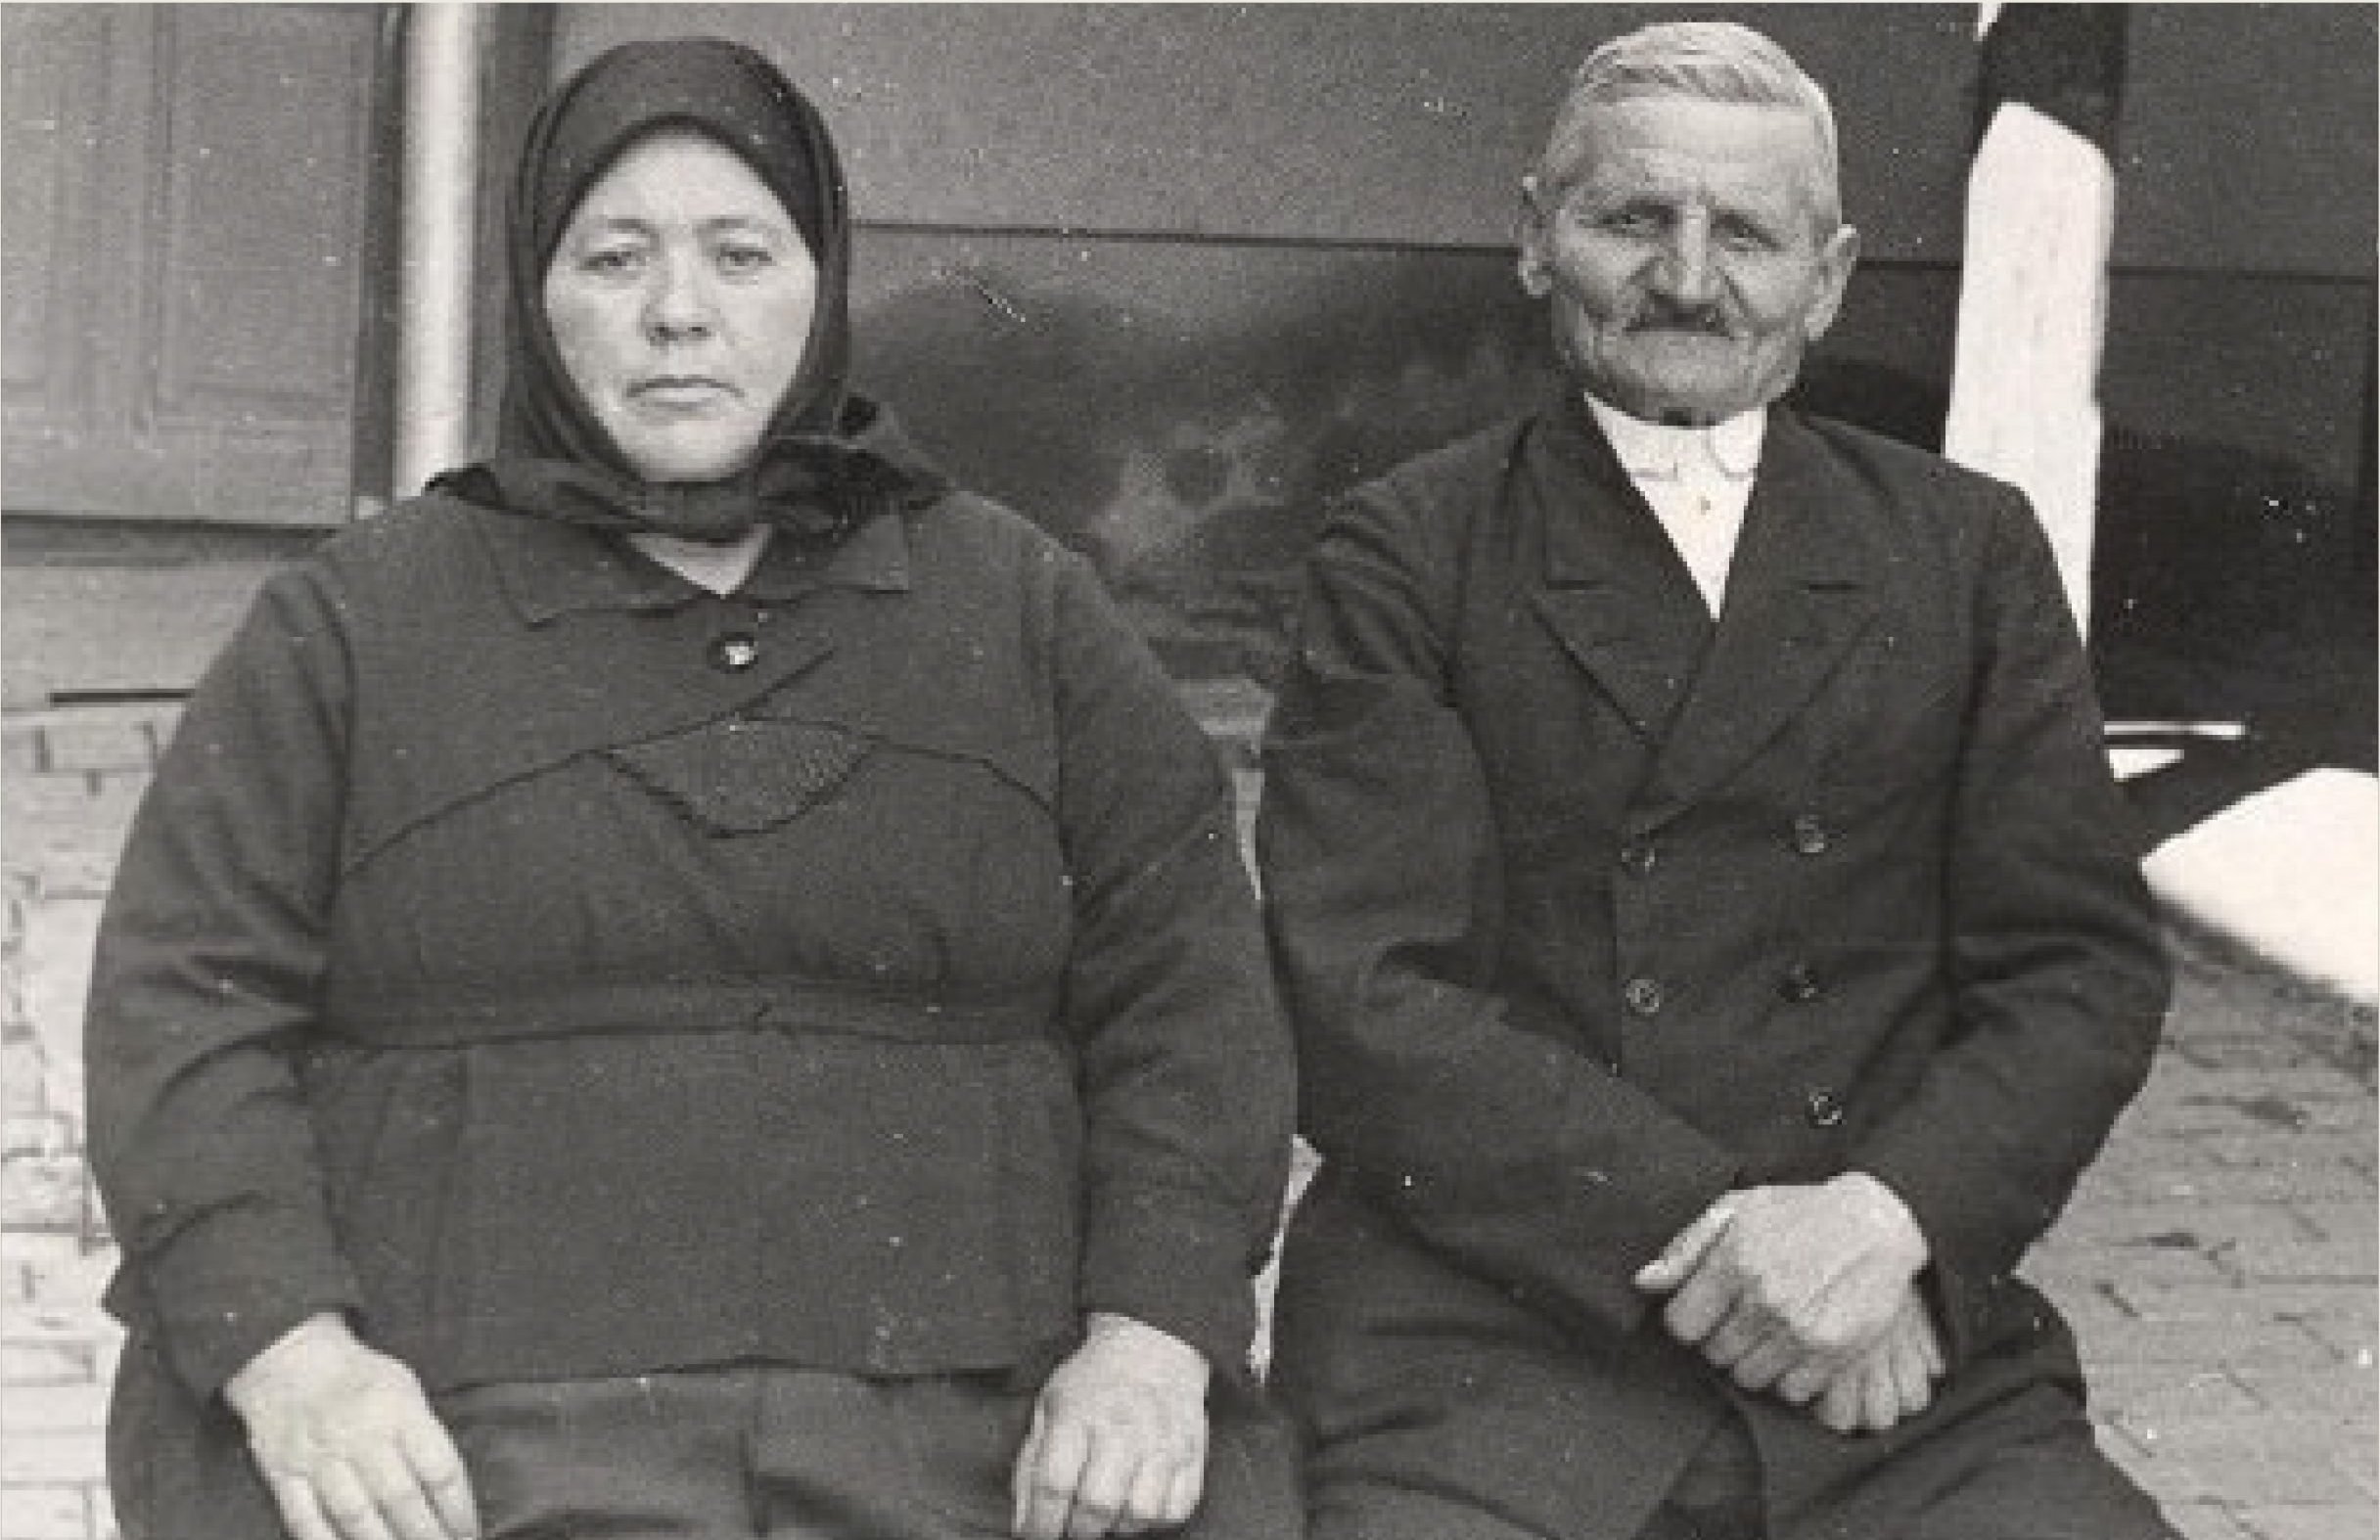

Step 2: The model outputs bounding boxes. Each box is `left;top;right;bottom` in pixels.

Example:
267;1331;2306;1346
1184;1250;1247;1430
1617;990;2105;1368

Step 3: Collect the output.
1854;486;2173;1364
84;572;365;1400
1257;480;1742;1340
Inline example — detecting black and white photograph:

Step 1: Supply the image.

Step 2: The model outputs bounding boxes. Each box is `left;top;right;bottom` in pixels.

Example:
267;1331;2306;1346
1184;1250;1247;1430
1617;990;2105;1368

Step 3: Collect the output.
2;7;2372;1540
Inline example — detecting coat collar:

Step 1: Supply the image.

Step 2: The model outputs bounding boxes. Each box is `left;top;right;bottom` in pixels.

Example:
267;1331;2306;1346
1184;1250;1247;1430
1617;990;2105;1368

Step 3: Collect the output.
1527;393;1881;822
1637;409;1879;822
481;500;916;626
1530;387;1717;741
351;499;927;846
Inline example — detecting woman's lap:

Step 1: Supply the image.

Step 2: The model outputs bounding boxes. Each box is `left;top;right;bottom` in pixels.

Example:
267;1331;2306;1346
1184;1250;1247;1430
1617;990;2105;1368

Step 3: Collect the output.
442;1365;1301;1540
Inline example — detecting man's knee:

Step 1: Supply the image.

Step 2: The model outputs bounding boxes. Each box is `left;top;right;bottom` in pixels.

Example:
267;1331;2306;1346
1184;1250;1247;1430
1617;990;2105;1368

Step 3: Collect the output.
1906;1417;2176;1540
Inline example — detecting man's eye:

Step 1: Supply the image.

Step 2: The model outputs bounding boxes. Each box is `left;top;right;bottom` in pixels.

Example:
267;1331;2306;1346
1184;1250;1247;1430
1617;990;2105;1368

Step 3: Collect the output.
1592;208;1663;237
1716;220;1777;251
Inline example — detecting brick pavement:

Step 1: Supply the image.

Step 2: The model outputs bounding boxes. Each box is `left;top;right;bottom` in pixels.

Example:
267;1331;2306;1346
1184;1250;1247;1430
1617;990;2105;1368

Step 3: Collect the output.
3;702;2373;1540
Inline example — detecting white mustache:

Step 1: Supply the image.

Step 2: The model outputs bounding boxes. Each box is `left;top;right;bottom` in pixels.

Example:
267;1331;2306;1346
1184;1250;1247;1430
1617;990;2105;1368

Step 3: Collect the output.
1628;308;1734;336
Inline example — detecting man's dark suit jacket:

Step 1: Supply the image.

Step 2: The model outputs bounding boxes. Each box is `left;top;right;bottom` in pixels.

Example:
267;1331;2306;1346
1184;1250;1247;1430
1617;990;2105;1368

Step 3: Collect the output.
1257;386;2172;1539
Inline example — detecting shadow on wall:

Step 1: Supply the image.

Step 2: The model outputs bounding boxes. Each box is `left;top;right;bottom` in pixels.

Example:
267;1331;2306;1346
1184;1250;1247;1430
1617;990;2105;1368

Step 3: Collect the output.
2093;425;2376;847
856;251;1548;681
859;262;2375;843
1795;362;2376;794
861;263;2373;800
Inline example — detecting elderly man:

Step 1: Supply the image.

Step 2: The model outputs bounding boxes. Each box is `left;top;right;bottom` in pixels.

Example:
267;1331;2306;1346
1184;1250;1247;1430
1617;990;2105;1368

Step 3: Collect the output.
1257;22;2175;1540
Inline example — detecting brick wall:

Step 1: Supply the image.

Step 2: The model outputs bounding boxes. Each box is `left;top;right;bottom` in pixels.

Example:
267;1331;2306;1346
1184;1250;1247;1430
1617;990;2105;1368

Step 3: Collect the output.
0;708;160;1540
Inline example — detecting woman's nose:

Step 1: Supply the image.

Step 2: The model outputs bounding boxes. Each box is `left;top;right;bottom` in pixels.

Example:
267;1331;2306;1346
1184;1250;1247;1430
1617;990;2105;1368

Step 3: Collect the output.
642;251;716;341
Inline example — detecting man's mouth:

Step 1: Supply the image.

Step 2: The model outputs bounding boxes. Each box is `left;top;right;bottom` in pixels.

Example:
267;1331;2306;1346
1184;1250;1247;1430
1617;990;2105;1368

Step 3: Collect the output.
1629;315;1733;338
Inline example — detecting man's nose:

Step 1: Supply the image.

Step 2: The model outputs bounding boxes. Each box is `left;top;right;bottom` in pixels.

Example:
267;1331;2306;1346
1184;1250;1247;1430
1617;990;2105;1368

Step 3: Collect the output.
1649;221;1720;306
642;250;715;341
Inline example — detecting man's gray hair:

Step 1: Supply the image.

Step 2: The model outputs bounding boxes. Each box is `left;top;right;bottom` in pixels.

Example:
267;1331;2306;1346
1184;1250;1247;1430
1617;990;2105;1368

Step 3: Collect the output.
1536;21;1844;228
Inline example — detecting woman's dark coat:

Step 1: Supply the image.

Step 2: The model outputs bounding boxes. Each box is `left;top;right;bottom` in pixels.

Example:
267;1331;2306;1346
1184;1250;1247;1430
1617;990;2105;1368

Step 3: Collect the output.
90;41;1295;1532
1257;389;2171;1538
88;419;1295;1535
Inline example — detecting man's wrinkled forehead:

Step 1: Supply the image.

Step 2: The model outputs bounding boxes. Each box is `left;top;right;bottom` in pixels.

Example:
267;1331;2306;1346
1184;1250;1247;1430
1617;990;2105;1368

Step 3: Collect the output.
1536;87;1843;228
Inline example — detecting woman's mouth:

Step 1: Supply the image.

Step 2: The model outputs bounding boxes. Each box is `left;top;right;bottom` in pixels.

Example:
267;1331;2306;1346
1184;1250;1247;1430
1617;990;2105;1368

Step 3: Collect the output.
631;377;735;409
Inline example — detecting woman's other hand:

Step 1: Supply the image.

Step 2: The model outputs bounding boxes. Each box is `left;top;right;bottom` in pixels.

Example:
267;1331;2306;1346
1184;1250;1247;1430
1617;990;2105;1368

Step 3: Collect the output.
1011;1312;1211;1540
223;1313;479;1540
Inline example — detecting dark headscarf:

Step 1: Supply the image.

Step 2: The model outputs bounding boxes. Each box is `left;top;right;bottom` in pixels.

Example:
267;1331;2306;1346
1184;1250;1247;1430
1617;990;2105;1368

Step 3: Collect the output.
434;38;939;543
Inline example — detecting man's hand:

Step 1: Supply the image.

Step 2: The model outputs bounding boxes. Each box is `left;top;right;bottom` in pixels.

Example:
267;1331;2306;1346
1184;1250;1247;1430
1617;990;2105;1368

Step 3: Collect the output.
222;1312;478;1540
1784;1288;1945;1434
1012;1312;1211;1540
1633;1173;1930;1390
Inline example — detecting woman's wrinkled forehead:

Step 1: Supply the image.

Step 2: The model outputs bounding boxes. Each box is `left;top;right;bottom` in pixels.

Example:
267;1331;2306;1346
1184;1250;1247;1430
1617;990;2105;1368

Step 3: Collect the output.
524;40;832;266
554;128;806;247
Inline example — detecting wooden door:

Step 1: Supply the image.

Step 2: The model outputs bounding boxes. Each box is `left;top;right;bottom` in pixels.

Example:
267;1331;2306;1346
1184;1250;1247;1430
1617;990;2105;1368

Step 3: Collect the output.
3;4;391;524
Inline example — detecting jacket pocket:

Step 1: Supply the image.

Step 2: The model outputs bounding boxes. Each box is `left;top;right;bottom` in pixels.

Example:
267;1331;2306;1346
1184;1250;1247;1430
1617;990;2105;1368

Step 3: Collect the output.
448;1032;770;1382
313;1026;1086;1388
752;1033;1082;1375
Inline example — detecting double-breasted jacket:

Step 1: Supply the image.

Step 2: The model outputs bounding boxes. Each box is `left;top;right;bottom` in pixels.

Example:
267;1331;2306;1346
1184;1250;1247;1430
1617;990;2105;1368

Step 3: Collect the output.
1258;388;2171;1537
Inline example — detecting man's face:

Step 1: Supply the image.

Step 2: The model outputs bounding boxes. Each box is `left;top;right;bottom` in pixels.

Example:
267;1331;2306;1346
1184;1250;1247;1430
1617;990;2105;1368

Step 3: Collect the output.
1518;95;1859;424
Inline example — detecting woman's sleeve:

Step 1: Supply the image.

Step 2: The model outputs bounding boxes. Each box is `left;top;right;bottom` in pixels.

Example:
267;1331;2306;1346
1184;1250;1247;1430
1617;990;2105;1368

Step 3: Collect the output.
84;568;364;1400
1044;550;1297;1380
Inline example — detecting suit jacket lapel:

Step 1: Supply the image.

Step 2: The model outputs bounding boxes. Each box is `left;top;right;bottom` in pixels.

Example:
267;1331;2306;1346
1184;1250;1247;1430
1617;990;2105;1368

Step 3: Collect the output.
1526;398;1714;745
1636;413;1879;825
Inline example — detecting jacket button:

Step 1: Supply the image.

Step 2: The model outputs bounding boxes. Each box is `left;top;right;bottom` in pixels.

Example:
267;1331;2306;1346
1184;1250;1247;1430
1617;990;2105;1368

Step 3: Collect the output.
709;632;760;672
1778;962;1823;1003
1618;838;1658;876
1624;976;1665;1017
1806;1088;1846;1128
1791;814;1830;855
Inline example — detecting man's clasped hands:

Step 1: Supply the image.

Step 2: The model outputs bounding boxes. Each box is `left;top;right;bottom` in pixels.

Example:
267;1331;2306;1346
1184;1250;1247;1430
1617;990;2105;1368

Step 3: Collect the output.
1634;1171;1944;1434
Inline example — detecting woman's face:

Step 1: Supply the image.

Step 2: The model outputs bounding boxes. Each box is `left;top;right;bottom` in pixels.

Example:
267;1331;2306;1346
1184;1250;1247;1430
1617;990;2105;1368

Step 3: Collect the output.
544;129;818;482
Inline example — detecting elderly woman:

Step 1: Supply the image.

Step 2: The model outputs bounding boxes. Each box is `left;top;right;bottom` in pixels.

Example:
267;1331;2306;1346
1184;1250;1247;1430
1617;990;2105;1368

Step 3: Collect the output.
87;39;1298;1540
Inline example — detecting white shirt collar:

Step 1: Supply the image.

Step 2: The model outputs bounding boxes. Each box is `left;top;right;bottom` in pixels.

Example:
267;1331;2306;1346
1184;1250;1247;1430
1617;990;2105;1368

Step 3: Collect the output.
628;526;772;595
1585;395;1766;481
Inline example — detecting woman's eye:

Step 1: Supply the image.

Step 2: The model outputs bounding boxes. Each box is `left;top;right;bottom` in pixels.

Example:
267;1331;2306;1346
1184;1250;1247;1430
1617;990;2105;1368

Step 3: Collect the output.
714;244;774;274
580;246;645;275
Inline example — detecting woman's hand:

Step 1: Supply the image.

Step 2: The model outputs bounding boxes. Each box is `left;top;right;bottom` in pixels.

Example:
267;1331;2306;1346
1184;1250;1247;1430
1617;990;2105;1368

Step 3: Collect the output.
223;1313;479;1540
1011;1312;1211;1540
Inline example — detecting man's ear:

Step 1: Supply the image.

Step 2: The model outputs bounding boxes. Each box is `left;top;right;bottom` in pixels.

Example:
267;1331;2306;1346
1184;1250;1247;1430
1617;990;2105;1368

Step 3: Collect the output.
1516;173;1556;299
1801;223;1862;340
